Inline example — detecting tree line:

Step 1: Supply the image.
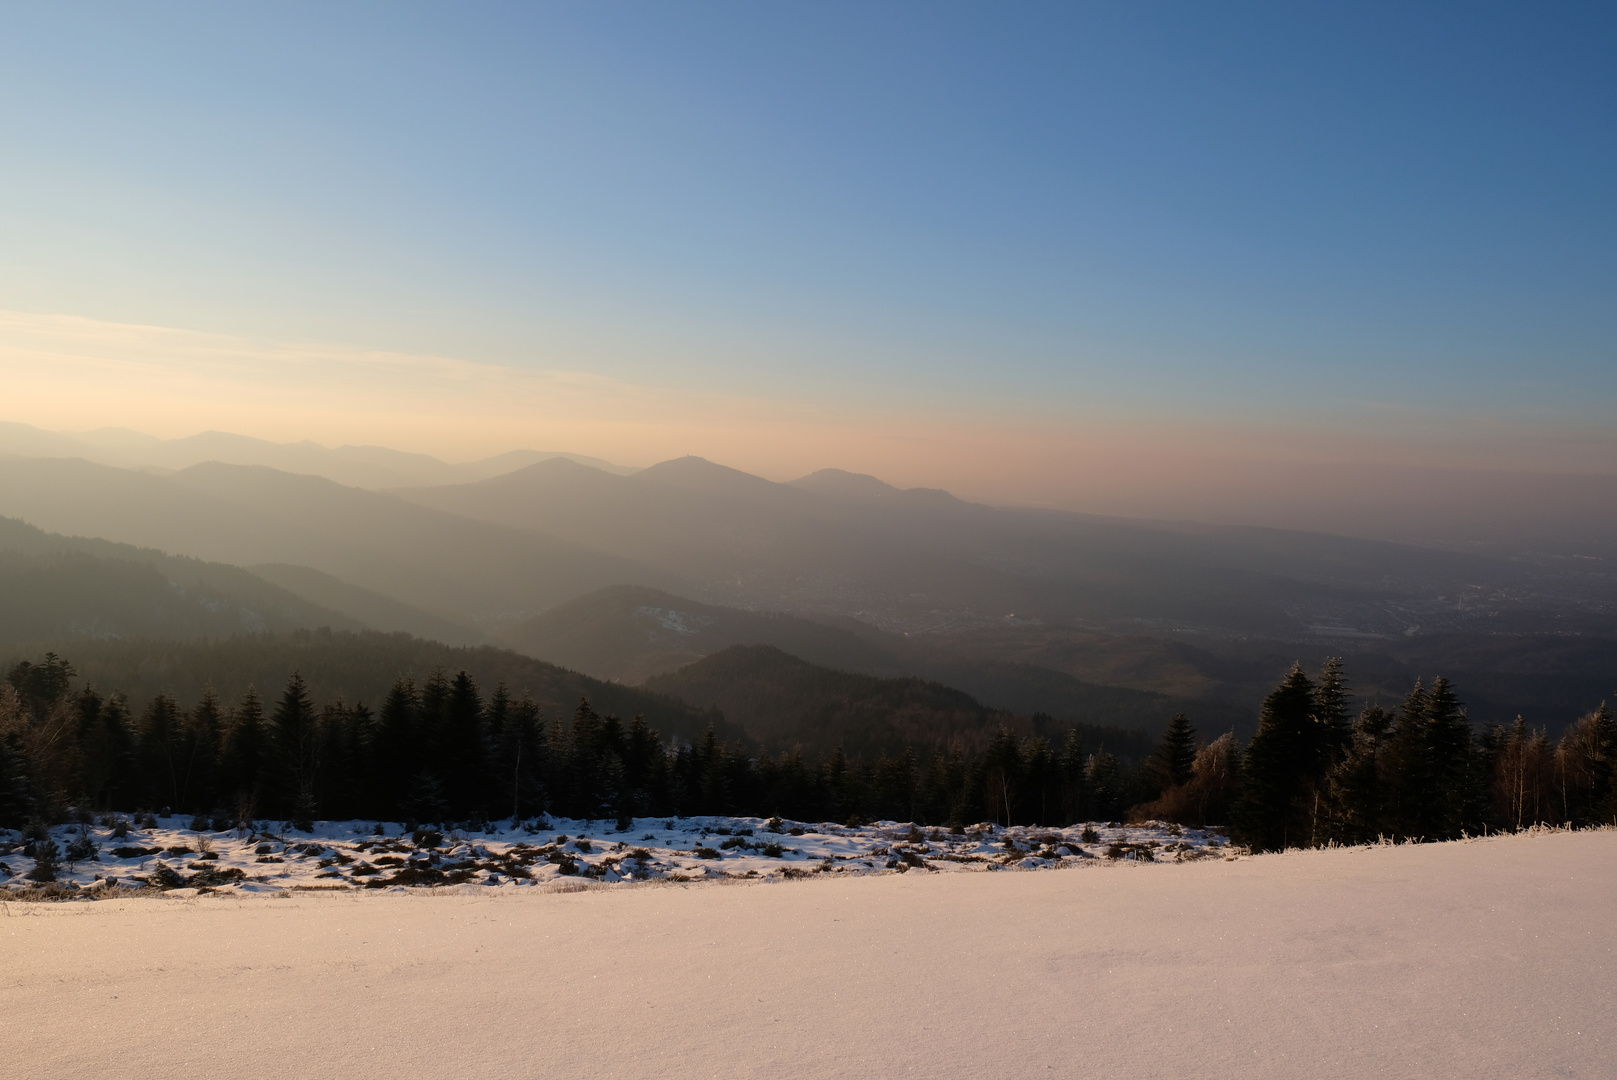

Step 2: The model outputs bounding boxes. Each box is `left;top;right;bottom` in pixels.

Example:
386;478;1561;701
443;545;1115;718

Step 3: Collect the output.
2;651;1612;849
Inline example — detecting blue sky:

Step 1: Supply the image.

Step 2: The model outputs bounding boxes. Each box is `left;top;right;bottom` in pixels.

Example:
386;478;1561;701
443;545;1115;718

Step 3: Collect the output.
0;3;1613;489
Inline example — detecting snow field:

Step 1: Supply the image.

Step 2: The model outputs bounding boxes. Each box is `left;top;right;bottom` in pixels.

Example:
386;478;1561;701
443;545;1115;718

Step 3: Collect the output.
4;828;1612;1079
0;815;1227;895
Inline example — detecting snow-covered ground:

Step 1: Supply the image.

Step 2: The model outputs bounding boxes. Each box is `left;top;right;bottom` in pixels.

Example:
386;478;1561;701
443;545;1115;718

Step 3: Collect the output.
0;814;1228;894
5;827;1612;1078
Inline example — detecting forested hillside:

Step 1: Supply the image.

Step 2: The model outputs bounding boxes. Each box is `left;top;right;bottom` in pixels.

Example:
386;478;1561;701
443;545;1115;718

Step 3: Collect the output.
644;643;1155;760
0;517;356;642
2;647;1610;848
500;584;902;683
4;631;725;744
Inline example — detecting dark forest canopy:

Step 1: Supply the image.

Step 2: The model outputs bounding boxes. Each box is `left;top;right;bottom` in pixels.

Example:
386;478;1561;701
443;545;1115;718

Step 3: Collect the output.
14;630;731;747
2;646;1612;848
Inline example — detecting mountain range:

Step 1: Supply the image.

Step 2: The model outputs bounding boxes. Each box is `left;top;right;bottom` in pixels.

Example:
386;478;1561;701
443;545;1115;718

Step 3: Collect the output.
1;429;1612;737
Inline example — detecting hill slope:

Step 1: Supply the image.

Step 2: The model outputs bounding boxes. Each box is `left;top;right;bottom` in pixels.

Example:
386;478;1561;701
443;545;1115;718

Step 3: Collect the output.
7;631;734;747
643;644;1154;759
0;457;675;631
500;584;903;683
0;421;635;489
0;517;358;643
501;584;1190;734
399;456;1617;639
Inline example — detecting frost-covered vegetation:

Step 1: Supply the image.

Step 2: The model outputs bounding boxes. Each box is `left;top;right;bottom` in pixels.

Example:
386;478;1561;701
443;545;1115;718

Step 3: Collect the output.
0;814;1228;898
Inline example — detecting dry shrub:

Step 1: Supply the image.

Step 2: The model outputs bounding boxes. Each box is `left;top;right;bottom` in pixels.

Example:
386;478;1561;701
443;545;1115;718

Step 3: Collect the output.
1128;732;1241;827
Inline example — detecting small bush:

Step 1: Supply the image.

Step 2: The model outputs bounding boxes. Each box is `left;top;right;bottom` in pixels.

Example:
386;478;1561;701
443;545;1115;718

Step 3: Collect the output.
111;846;164;859
111;819;130;839
629;848;651;862
615;813;633;832
556;859;579;876
719;837;748;850
190;814;210;831
1105;841;1155;862
413;829;444;849
148;862;186;889
788;826;805;836
137;813;158;830
187;866;246;887
766;816;784;833
66;831;98;863
27;839;61;882
694;847;721;859
1081;826;1101;844
761;842;784;858
574;838;592;853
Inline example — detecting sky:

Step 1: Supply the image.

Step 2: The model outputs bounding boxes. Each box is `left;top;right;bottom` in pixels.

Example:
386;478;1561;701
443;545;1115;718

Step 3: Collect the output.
1;3;1614;513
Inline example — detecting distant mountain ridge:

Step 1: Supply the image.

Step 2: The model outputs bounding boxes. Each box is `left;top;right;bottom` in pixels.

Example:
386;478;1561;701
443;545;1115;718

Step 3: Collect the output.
0;456;676;632
399;453;1617;639
0;420;635;489
0;443;1611;736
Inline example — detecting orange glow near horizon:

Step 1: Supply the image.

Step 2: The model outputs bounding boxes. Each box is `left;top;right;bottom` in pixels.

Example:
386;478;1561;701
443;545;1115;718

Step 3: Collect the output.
6;308;1616;526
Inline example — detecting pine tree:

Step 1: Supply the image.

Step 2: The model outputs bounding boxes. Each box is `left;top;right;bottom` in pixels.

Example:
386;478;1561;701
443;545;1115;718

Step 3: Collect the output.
1592;703;1617;826
1424;677;1474;838
269;674;318;827
136;692;183;812
218;688;265;823
1086;751;1122;821
1323;704;1392;843
1381;681;1435;840
1058;729;1088;824
1314;658;1352;764
0;728;32;828
442;671;486;819
26;837;60;882
370;679;418;820
180;688;224;816
982;727;1022;825
1233;664;1318;851
79;691;135;812
1146;713;1198;795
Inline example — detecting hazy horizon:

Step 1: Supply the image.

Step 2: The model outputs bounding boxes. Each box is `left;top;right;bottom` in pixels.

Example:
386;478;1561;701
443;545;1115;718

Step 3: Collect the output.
3;5;1615;536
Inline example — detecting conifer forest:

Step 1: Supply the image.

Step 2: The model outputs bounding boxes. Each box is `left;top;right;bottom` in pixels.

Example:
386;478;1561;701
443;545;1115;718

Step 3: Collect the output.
3;652;1610;851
